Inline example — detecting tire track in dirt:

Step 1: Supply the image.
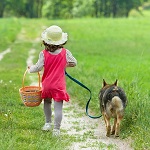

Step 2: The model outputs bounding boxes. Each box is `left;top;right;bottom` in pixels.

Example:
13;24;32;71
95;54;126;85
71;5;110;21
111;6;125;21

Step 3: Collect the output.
26;48;39;86
0;48;11;61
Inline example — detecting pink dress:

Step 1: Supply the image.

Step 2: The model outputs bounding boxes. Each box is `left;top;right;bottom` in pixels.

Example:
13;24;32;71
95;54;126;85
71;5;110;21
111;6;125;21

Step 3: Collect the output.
41;48;70;102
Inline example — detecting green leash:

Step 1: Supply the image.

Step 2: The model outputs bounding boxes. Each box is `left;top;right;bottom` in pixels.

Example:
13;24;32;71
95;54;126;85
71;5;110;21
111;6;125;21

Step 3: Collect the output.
65;71;102;119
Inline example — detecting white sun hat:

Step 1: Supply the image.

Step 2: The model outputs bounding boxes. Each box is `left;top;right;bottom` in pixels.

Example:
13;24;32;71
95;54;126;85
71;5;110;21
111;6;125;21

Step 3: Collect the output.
41;25;68;45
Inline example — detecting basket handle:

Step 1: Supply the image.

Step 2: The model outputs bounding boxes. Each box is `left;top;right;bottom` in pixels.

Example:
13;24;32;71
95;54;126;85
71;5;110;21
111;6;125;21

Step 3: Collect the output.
22;69;41;89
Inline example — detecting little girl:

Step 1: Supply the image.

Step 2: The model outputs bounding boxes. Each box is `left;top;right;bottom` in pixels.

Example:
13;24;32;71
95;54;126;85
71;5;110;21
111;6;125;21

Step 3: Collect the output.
28;25;77;136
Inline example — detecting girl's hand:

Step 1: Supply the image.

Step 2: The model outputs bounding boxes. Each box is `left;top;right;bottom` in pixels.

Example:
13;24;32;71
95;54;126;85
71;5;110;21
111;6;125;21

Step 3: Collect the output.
66;62;76;67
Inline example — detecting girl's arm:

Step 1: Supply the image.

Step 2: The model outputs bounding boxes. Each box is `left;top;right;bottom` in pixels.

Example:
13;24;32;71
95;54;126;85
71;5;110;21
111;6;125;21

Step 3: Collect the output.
66;49;77;67
28;51;44;73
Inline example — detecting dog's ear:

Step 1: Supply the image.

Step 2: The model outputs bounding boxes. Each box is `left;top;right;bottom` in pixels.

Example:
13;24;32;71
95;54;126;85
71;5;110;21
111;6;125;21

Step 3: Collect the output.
103;79;107;87
114;79;118;86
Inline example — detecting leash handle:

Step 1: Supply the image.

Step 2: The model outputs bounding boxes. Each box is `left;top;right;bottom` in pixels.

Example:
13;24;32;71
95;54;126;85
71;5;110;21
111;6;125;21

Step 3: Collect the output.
65;71;102;119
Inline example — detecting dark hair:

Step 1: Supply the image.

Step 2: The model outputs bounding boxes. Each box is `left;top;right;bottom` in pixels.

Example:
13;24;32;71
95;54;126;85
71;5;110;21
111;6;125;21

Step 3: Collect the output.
42;41;67;52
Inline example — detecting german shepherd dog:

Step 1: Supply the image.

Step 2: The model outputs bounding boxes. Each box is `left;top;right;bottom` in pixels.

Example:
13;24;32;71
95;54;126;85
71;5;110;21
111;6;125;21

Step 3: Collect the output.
99;79;127;137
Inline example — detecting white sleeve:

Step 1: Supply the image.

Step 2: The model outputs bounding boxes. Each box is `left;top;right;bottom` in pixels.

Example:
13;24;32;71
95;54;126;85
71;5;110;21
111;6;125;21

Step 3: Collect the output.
29;51;44;73
66;49;77;65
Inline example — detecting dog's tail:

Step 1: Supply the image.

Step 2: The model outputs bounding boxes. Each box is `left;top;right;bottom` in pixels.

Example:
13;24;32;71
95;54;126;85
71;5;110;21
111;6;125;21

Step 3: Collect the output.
111;96;123;111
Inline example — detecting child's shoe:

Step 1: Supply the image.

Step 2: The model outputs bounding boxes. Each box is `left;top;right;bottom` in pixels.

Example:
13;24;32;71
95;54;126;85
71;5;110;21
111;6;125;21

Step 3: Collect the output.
42;123;51;131
53;129;60;136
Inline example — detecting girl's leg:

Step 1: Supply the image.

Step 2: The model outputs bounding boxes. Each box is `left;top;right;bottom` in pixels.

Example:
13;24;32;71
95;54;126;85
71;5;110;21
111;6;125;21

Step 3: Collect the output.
54;100;63;130
44;98;52;123
42;98;52;131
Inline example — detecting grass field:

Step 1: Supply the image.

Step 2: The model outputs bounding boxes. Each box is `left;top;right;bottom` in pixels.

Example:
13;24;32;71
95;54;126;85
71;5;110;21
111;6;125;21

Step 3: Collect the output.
0;17;150;150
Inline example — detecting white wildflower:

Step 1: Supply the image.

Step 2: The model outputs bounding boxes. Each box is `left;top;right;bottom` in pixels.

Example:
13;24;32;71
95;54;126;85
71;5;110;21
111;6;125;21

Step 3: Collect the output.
4;114;8;117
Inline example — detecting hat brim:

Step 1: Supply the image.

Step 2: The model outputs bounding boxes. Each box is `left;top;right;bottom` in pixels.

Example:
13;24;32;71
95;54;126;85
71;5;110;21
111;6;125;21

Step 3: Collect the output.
41;29;68;45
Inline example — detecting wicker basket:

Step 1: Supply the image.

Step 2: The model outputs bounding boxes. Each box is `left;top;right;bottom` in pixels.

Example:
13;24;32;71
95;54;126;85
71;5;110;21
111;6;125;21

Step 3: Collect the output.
19;69;42;107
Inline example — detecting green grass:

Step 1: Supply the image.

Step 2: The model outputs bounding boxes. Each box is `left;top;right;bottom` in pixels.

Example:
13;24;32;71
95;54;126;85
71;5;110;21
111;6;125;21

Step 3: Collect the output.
0;18;21;51
0;17;150;150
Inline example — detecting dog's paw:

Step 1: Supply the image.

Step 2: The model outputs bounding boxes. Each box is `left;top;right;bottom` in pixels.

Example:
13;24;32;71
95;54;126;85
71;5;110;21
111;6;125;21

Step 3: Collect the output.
111;130;115;135
115;134;119;137
106;132;111;137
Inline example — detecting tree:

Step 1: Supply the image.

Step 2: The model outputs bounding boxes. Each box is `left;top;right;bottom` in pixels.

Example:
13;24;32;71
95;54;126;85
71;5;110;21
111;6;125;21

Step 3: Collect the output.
1;0;44;18
0;0;148;18
25;0;43;18
0;1;7;17
72;0;94;18
42;0;74;19
93;0;148;18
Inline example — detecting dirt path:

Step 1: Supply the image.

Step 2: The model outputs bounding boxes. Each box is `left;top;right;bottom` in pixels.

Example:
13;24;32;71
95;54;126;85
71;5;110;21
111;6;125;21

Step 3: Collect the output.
62;101;133;150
